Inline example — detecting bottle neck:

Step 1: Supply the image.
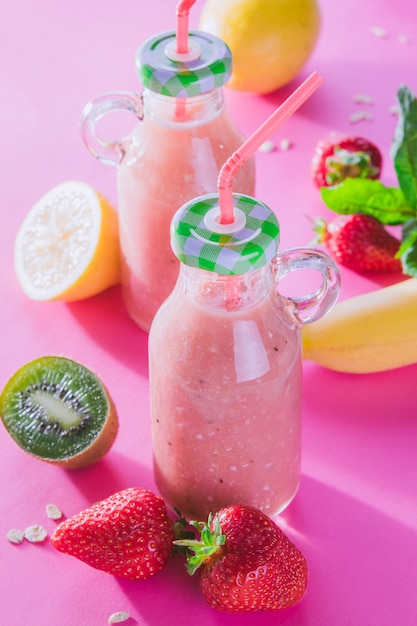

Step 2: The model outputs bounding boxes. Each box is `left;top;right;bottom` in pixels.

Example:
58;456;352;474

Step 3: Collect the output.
178;264;274;312
143;87;225;128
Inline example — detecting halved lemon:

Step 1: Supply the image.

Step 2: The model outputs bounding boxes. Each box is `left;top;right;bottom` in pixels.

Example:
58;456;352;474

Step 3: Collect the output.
14;181;121;301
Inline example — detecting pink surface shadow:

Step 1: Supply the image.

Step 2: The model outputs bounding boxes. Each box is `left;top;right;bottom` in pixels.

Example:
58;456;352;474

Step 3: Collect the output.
60;452;156;506
65;286;149;375
279;475;417;626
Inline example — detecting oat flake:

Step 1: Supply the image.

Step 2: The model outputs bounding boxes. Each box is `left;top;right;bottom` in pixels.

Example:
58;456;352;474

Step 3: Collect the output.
353;93;374;105
349;110;373;124
108;612;130;624
46;503;63;520
279;138;292;151
258;140;276;153
6;529;24;544
371;26;388;38
24;524;48;543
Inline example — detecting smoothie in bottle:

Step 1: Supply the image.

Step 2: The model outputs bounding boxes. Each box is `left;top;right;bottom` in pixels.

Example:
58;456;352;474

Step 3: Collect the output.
80;0;255;331
149;192;340;520
149;75;341;520
117;87;255;331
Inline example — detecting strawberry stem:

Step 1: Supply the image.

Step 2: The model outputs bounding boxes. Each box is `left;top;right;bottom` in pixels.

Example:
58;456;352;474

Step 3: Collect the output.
171;508;196;555
325;147;379;185
311;216;330;245
173;514;226;575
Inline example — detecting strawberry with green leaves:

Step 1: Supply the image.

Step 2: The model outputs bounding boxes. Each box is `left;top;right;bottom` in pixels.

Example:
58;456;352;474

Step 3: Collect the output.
50;487;177;580
310;132;382;188
175;505;308;613
314;214;402;273
317;85;417;278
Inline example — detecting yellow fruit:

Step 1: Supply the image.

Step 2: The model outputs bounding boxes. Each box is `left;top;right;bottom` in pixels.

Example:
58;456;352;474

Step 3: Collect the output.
14;181;121;302
198;0;321;94
302;278;417;373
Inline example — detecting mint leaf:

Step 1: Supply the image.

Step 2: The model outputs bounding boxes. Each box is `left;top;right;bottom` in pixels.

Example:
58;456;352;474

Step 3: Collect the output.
390;85;417;209
397;219;417;256
320;178;415;225
399;219;417;277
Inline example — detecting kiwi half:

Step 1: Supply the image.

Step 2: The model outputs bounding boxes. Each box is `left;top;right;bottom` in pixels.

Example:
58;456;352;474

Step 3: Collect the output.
0;356;118;469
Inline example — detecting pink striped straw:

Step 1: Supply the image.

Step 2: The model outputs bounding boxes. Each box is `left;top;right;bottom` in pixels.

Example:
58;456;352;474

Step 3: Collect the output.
176;0;197;53
217;71;324;224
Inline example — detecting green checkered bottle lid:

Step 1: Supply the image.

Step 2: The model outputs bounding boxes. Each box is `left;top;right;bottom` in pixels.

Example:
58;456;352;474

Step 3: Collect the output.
171;193;280;275
136;30;232;97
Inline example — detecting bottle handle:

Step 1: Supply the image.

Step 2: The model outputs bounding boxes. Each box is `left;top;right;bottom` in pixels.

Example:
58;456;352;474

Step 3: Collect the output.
79;92;144;166
272;247;341;325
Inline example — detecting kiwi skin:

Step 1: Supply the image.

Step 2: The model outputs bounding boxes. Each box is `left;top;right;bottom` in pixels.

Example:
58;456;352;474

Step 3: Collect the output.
52;383;118;469
0;356;119;469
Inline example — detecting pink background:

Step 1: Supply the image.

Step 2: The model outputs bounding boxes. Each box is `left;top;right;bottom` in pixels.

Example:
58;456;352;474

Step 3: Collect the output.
1;1;417;624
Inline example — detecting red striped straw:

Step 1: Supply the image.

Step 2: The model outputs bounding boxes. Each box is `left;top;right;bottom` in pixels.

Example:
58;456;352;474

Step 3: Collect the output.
217;71;324;224
176;0;197;53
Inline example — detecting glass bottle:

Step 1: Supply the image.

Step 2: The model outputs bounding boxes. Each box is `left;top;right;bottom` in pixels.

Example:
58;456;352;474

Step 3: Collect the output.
80;30;255;331
149;192;340;520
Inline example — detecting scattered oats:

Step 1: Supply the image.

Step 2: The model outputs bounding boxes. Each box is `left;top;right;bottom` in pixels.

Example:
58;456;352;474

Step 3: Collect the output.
353;93;374;105
389;104;400;116
24;524;48;543
398;34;409;45
258;140;276;153
108;612;130;624
371;26;388;38
46;503;63;520
349;111;365;123
6;529;24;544
349;110;373;124
279;138;292;151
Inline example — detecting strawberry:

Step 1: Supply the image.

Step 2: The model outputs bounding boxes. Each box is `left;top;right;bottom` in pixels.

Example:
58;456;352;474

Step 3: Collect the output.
50;487;176;580
175;505;308;613
314;214;402;273
310;132;382;188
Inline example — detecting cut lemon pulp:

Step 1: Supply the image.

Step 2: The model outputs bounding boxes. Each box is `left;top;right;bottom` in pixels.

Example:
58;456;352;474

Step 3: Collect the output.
14;181;121;301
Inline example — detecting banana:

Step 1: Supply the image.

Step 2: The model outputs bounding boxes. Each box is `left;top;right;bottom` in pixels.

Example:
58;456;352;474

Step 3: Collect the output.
302;278;417;373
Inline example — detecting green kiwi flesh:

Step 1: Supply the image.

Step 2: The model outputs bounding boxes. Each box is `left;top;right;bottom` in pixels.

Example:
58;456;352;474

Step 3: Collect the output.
0;356;118;467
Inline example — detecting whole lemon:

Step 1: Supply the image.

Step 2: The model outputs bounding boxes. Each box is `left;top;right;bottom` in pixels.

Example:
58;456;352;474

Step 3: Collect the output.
198;0;321;94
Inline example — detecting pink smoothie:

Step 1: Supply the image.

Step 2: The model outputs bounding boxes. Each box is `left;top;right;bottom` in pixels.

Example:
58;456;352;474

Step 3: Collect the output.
117;91;255;332
149;266;302;521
